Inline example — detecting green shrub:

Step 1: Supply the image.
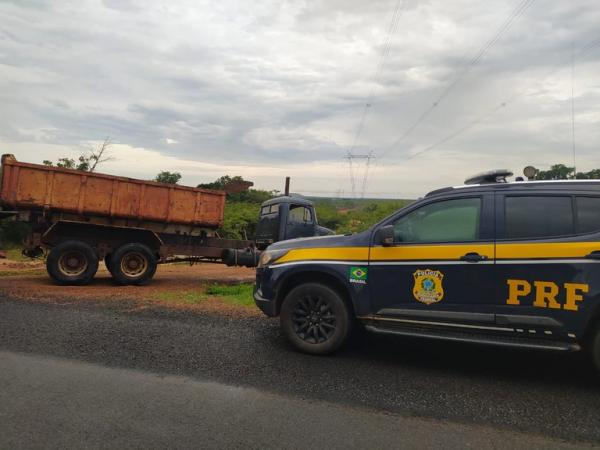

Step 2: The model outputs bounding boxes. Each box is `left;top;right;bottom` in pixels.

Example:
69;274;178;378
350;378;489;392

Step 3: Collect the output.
205;283;254;306
0;220;30;246
218;197;414;239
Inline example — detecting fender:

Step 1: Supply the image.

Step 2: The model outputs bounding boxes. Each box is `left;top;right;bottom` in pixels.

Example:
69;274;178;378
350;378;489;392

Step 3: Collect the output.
42;220;163;254
272;262;362;315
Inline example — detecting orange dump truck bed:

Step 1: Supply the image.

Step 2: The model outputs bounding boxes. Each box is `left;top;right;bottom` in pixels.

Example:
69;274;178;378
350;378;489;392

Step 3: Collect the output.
0;154;226;228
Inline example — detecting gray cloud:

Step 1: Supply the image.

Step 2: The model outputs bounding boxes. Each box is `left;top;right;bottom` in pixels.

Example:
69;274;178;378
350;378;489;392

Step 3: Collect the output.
0;0;598;197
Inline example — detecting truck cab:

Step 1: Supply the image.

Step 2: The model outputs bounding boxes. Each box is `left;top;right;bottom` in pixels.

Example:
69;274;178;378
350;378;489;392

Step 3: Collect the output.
254;196;333;250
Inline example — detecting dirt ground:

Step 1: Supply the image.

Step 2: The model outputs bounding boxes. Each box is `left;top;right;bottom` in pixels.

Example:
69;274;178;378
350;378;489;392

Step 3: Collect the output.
0;258;259;315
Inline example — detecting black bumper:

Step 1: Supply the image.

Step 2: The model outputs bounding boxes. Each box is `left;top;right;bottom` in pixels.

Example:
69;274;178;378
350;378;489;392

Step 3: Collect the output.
254;289;277;317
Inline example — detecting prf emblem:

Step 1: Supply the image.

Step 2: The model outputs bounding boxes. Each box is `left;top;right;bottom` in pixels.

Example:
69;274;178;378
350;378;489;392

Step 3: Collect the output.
413;269;444;305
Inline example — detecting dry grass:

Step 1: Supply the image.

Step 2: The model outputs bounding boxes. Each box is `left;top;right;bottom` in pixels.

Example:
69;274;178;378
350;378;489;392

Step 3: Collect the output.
0;262;259;316
0;269;47;277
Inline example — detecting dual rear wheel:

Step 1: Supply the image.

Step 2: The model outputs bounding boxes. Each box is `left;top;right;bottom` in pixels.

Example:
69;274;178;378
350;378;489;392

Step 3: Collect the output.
46;240;99;286
47;241;157;286
108;243;157;286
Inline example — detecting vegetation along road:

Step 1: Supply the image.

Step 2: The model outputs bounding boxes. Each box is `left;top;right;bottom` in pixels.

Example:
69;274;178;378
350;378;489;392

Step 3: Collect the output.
1;294;599;449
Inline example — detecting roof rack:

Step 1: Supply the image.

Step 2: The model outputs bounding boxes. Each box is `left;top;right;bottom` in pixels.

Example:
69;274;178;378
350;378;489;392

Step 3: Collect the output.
464;169;513;185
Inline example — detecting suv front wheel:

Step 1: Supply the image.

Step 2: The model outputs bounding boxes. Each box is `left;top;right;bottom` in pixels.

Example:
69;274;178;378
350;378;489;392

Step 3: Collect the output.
280;282;351;355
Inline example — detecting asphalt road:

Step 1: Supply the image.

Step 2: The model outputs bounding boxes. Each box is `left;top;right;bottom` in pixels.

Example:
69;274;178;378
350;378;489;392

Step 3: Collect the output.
1;296;599;449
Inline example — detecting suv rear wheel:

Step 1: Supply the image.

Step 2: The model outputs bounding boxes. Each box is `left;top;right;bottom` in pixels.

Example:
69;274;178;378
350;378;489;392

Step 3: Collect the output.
280;282;351;355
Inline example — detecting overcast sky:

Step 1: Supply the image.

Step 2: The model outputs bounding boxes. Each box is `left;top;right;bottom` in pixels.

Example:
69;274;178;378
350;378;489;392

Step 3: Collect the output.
1;0;599;198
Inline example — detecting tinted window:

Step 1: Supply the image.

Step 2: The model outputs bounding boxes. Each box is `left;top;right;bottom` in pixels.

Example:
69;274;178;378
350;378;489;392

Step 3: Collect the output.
392;198;481;243
505;196;573;239
576;197;600;234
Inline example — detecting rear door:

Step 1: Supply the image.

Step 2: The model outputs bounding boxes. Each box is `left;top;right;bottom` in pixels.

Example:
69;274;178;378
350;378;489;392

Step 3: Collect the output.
368;193;496;318
494;192;600;336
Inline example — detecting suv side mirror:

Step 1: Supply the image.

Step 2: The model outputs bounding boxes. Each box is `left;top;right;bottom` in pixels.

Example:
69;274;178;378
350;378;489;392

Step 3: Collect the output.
377;225;395;246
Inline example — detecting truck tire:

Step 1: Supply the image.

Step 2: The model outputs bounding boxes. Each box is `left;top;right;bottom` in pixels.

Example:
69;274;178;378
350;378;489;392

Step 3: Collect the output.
104;254;113;274
280;282;351;355
110;243;157;286
46;240;99;286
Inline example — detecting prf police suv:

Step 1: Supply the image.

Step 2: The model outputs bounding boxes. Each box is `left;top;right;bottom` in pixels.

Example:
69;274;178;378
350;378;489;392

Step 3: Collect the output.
254;170;600;372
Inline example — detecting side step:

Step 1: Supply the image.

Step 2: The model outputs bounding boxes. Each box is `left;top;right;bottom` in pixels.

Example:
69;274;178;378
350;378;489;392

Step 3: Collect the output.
364;323;580;352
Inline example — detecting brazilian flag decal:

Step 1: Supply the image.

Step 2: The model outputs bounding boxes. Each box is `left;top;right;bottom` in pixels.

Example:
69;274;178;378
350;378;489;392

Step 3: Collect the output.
349;266;368;284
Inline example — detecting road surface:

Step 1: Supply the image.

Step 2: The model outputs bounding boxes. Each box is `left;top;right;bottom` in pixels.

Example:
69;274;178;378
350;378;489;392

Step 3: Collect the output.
1;296;599;449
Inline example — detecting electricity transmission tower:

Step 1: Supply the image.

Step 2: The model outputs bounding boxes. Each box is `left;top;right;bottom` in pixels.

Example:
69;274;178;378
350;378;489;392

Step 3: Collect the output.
345;151;375;198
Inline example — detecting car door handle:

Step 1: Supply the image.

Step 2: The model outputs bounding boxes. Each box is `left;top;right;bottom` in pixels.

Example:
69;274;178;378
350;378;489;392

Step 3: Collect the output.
586;251;600;260
460;252;489;263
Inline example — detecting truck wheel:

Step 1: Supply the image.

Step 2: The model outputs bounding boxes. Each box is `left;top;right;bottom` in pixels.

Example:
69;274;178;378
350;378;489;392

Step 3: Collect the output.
46;240;99;286
110;243;157;286
280;282;351;355
104;254;113;274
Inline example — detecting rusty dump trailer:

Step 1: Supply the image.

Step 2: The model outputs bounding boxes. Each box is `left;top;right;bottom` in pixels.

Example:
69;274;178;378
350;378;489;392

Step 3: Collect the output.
0;154;255;285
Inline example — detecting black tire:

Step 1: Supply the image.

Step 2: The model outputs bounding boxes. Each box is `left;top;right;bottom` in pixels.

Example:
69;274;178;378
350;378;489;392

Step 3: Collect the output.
46;240;99;286
104;254;113;274
591;325;600;375
110;243;157;286
280;282;352;355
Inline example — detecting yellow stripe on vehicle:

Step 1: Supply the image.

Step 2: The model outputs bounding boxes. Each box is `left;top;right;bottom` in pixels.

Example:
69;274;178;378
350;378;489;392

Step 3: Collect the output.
370;243;494;261
496;242;600;259
275;247;370;264
272;241;600;265
276;244;495;264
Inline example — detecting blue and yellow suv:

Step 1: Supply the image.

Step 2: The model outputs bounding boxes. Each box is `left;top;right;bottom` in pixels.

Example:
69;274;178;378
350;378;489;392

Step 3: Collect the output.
254;171;600;372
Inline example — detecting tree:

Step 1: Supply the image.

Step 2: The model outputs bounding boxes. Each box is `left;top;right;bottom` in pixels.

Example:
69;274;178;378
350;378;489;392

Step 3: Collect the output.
198;175;275;202
88;138;113;172
154;171;182;184
198;175;253;193
535;164;575;180
533;164;600;180
576;169;600;179
197;175;238;190
42;137;113;172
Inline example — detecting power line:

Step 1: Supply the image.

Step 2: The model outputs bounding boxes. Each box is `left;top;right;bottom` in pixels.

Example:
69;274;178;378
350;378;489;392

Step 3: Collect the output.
345;151;356;197
348;0;405;155
360;151;375;198
404;103;508;160
398;36;600;161
345;151;375;198
380;0;536;157
580;37;600;54
343;0;405;198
